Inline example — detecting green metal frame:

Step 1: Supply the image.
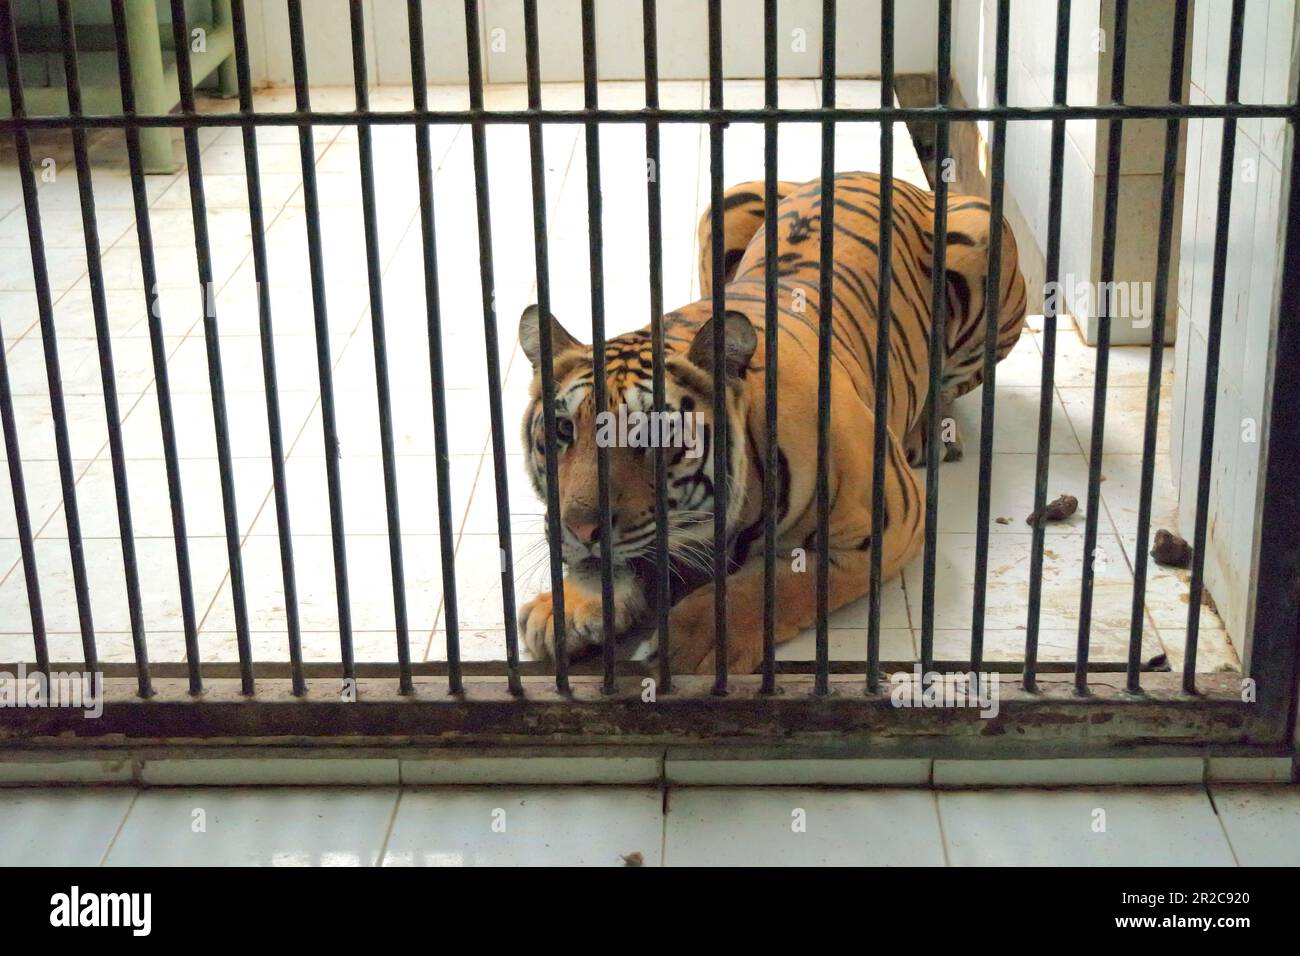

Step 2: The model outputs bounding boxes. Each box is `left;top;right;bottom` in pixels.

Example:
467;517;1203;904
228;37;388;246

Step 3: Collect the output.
0;0;236;172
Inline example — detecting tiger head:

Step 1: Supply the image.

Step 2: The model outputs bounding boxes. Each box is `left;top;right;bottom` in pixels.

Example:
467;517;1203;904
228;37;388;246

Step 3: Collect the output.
518;304;757;578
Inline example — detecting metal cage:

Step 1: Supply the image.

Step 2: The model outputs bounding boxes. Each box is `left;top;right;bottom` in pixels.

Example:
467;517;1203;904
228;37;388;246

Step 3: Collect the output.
0;0;1297;763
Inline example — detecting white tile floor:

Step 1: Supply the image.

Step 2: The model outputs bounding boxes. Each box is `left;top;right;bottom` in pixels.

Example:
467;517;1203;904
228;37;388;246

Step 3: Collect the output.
0;783;1295;866
0;80;1232;671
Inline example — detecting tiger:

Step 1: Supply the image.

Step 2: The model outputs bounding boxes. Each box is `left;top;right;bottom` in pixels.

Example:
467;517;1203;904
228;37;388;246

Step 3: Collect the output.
516;172;1027;674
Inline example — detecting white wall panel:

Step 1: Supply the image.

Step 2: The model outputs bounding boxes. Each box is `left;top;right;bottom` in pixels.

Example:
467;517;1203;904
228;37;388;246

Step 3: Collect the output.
246;0;939;87
1172;0;1296;645
252;0;378;86
370;0;474;87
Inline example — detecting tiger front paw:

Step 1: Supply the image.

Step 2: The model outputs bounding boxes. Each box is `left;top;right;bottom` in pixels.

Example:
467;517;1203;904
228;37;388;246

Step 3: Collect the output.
518;588;606;662
662;590;765;675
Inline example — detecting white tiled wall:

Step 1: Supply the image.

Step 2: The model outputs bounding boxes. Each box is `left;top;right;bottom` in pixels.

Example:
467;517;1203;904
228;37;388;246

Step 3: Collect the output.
952;0;1189;346
234;0;473;87
1010;0;1100;333
242;0;940;87
952;0;1098;272
1173;0;1296;646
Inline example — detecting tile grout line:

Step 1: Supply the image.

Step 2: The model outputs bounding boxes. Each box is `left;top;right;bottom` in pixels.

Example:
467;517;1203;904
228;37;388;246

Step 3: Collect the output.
931;788;954;867
898;566;919;659
1203;783;1243;866
375;786;405;868
659;785;671;867
4;278;82;353
96;787;142;867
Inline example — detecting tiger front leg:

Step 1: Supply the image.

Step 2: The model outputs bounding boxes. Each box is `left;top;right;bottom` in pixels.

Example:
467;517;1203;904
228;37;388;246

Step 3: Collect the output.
663;547;875;675
518;570;646;663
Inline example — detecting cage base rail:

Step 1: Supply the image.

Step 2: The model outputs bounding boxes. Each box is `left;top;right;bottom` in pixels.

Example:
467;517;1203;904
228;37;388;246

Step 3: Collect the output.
0;659;1172;680
0;673;1277;755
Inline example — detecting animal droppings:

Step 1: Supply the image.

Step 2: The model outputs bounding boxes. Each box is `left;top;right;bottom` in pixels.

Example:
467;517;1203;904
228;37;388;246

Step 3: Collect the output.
1025;494;1079;527
1150;528;1193;568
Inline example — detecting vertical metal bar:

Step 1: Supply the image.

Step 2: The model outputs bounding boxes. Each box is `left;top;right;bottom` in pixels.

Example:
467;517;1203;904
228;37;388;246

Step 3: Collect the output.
463;0;523;695
578;0;617;694
643;0;672;695
230;0;304;696
1126;0;1188;692
814;0;836;696
1024;0;1072;691
347;0;412;695
1076;0;1129;694
760;0;778;695
0;331;46;675
1184;0;1248;692
407;0;463;695
920;0;952;678
707;0;729;695
968;0;1009;682
168;0;253;696
1247;87;1300;739
286;0;354;682
0;0;97;674
523;0;570;694
56;0;151;697
867;0;894;694
110;0;201;694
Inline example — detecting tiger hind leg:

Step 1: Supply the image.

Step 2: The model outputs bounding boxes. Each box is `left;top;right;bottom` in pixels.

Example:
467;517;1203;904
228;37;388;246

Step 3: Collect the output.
904;389;963;468
697;179;801;297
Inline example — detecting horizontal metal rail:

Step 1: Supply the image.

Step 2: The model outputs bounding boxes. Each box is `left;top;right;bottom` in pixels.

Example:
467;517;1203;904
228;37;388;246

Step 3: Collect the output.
0;103;1296;131
0;659;1194;680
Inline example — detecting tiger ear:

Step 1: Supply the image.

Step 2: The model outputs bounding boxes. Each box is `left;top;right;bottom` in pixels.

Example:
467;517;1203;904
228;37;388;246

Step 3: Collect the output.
687;310;757;379
519;304;582;368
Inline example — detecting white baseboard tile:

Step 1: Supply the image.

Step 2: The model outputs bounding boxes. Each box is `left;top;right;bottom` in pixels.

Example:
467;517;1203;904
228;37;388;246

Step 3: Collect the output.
5;753;1288;789
1206;757;1295;783
400;755;663;785
138;758;401;786
0;757;136;786
933;757;1206;787
665;758;932;786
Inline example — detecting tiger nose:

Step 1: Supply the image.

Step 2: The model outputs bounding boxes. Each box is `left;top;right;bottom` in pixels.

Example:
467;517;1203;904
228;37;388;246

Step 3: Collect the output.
566;519;600;544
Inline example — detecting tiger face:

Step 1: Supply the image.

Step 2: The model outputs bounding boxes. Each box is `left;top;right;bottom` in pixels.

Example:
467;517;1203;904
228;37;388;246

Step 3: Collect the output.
518;305;757;580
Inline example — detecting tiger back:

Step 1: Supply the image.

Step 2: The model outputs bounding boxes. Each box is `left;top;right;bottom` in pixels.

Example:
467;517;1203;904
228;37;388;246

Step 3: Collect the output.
698;173;1028;464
